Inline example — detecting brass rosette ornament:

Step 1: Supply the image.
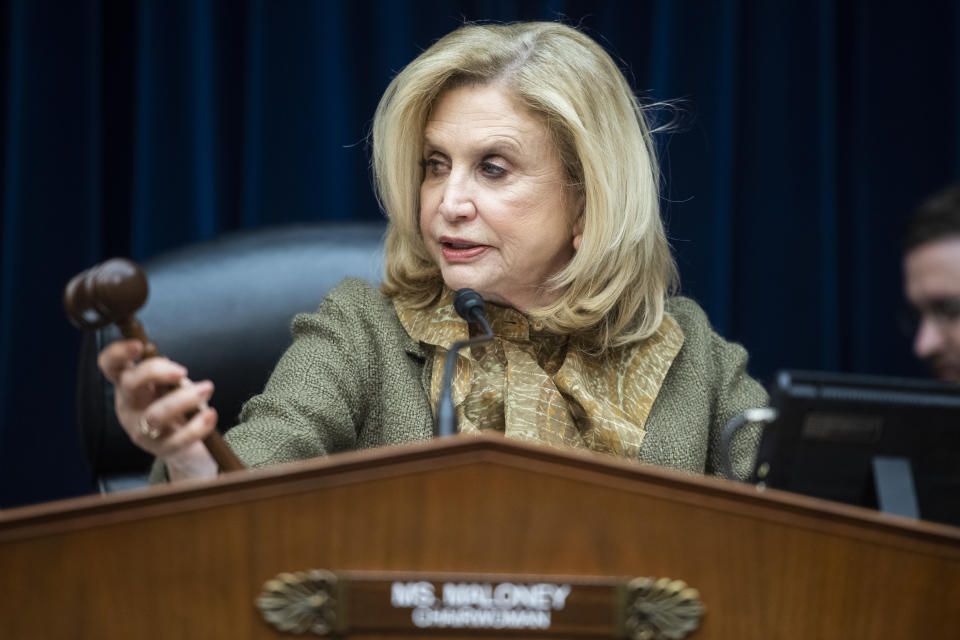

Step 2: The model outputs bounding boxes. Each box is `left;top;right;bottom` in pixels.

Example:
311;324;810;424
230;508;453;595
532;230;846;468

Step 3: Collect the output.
256;569;341;635
621;577;704;640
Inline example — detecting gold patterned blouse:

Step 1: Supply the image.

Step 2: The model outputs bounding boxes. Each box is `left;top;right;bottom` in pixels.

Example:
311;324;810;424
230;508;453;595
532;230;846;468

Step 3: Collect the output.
395;290;685;459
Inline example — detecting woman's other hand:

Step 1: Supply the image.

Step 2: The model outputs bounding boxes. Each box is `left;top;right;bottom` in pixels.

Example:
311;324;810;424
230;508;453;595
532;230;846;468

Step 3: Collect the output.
98;339;218;481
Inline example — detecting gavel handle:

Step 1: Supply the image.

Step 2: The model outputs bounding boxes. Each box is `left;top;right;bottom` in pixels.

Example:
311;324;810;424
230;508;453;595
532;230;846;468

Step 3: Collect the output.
116;316;245;473
170;378;245;473
203;431;245;472
116;317;159;359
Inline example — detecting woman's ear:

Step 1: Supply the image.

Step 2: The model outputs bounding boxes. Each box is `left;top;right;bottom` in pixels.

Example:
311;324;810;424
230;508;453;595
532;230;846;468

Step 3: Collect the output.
572;211;584;251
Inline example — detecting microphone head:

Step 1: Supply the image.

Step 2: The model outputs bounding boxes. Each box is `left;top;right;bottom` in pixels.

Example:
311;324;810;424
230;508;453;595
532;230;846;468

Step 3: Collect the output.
453;288;485;323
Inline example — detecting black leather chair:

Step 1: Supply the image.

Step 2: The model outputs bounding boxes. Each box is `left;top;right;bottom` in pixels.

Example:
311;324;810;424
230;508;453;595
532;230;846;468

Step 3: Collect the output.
76;223;386;492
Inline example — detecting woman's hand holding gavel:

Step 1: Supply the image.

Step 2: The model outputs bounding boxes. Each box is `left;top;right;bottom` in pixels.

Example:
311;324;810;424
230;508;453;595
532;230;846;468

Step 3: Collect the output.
65;257;242;481
97;339;219;481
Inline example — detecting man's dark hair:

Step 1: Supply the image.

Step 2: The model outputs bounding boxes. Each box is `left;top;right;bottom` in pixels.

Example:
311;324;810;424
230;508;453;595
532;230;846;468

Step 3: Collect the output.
903;182;960;252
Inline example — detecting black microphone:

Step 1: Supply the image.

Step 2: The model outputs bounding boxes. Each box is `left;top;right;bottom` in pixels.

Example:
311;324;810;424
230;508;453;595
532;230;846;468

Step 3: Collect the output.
435;288;494;437
453;288;489;330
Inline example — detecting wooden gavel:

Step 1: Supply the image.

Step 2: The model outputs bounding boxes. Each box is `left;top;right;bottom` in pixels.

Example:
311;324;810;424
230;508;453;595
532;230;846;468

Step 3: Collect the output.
64;258;244;473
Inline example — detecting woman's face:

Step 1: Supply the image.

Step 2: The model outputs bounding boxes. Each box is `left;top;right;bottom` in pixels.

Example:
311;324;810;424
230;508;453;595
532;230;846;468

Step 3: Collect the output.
419;84;581;312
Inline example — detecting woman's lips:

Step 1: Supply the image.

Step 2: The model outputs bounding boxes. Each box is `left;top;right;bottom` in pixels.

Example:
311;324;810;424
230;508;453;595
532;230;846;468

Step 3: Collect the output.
439;239;489;261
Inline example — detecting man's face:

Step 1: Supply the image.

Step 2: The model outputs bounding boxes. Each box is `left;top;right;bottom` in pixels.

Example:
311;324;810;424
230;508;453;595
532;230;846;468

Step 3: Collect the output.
904;236;960;381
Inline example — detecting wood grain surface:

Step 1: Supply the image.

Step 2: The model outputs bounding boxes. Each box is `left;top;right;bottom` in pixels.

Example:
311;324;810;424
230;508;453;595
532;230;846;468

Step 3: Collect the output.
1;433;957;639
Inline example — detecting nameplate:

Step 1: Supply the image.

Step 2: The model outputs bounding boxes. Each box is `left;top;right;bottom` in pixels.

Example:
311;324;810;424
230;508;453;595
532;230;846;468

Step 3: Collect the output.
256;570;703;638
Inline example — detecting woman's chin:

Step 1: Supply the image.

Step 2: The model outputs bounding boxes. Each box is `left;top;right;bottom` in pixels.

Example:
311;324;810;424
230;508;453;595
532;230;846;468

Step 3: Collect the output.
442;275;500;303
439;266;486;293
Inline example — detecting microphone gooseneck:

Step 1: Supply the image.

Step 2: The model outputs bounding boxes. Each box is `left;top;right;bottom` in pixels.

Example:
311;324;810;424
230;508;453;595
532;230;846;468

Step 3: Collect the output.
453;288;488;329
435;288;494;437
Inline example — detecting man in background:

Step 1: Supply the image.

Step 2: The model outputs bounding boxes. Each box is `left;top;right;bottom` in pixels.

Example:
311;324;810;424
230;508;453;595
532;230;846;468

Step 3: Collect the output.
903;183;960;382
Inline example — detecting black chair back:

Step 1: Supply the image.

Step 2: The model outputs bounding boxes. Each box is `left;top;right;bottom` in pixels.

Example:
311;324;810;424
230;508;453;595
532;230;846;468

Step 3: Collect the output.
75;223;386;491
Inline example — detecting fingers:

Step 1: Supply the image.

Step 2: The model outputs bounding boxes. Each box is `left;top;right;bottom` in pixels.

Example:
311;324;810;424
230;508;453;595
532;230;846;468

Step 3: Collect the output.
98;339;144;384
131;381;218;462
117;357;188;396
99;339;188;401
153;407;219;459
137;380;214;442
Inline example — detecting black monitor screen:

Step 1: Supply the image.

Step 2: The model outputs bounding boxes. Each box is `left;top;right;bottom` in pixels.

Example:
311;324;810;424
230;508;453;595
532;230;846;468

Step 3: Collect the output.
751;371;960;527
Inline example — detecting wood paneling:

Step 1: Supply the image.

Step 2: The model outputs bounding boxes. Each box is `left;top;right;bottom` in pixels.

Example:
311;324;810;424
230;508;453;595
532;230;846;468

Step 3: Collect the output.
1;434;957;639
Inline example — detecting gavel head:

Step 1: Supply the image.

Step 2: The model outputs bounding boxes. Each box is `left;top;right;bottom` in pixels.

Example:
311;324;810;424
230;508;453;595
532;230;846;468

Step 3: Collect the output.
64;258;149;330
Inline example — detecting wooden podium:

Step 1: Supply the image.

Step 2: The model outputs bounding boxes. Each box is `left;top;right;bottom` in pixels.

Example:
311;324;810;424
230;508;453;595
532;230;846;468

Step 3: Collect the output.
1;433;958;639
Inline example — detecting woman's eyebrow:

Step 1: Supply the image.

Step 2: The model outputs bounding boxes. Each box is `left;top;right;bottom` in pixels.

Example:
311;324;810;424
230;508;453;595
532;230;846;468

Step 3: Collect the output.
421;135;523;157
421;136;452;156
482;138;523;156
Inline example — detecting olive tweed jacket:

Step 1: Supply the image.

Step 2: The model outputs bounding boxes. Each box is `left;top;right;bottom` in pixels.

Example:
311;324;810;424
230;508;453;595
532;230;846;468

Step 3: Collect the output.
217;278;767;478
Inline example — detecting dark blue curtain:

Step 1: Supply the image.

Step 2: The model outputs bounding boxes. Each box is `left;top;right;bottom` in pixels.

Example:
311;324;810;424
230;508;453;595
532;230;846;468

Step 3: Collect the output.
2;0;958;507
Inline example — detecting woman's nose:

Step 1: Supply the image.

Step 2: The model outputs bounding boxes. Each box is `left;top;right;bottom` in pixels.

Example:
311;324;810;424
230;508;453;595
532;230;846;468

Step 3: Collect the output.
438;172;477;221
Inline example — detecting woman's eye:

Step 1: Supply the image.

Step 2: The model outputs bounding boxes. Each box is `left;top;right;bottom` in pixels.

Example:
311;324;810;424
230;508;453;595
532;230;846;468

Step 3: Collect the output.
480;162;506;178
422;158;446;176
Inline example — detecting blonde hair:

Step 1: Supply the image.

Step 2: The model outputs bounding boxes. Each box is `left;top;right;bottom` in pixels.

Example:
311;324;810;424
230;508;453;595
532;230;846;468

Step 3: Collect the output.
373;21;678;350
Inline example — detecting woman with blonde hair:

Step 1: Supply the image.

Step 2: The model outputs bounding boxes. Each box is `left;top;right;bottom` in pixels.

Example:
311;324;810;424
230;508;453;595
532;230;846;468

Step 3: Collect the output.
98;21;766;482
